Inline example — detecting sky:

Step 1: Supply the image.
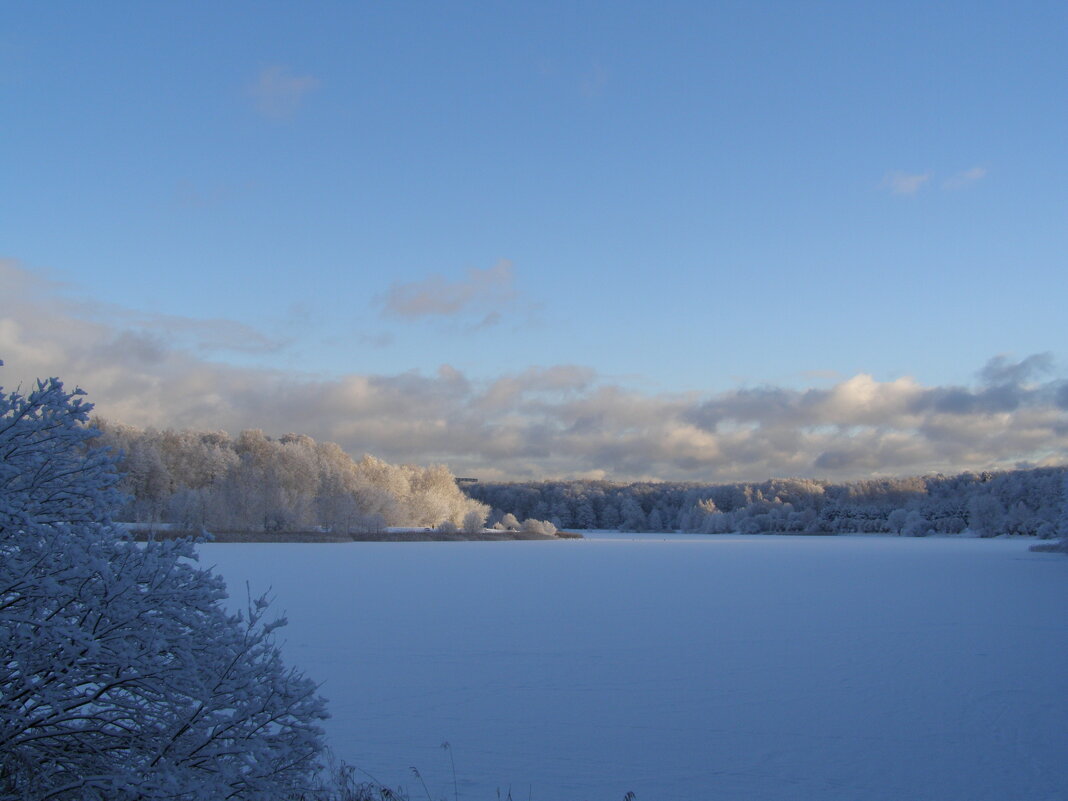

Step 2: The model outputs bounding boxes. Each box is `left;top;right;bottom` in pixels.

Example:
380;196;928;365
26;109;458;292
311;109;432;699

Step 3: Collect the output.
2;1;1067;481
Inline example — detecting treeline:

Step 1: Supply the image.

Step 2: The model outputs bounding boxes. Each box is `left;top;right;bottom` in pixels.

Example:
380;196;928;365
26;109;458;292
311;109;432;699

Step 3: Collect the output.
462;467;1068;538
95;421;492;533
93;418;1068;539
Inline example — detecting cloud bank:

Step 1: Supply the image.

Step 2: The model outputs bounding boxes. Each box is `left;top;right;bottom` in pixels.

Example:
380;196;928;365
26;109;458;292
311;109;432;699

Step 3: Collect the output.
3;259;1066;481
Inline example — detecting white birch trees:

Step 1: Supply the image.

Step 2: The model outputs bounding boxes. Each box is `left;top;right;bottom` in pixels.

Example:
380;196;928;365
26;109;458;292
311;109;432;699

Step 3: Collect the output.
95;424;490;533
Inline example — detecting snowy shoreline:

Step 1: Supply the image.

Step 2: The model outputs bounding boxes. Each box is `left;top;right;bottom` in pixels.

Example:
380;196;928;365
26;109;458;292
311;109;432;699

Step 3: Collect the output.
123;526;582;542
119;522;1060;544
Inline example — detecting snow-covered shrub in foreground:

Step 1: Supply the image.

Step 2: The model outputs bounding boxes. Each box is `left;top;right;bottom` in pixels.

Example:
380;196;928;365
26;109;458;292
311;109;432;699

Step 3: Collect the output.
0;364;327;800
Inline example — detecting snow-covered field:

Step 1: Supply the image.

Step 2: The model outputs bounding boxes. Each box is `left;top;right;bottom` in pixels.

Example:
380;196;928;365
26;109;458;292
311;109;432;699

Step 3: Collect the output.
202;533;1068;801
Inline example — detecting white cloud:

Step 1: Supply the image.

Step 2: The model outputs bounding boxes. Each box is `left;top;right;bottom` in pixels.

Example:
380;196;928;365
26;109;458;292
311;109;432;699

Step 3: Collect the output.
942;166;987;190
3;258;1067;481
883;171;930;195
381;260;518;320
251;66;320;119
881;166;987;195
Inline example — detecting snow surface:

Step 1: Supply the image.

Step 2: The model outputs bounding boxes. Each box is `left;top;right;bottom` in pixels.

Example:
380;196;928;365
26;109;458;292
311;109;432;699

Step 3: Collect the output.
201;534;1068;801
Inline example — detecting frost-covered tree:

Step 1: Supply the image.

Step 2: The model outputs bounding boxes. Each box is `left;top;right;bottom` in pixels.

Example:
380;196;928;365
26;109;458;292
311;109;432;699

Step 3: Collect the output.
901;510;931;537
619;497;647;532
520;518;557;537
1054;471;1068;552
887;508;908;535
967;493;1005;538
95;423;490;533
0;364;327;799
462;507;487;534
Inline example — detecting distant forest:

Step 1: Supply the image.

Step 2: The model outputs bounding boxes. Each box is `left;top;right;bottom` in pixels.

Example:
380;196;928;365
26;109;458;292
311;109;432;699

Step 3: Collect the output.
95;420;1067;539
462;468;1068;538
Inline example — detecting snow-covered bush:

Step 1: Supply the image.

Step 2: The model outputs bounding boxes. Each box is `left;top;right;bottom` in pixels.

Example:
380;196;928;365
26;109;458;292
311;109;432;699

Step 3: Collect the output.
520;518;557;536
0;364;328;799
887;508;908;534
462;507;487;534
901;510;931;537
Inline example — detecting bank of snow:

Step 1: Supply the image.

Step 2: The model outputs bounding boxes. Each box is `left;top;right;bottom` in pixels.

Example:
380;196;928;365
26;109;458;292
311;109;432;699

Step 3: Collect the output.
203;534;1068;801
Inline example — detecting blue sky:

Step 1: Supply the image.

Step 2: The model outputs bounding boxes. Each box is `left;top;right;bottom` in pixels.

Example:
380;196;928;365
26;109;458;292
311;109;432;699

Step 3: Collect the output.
3;2;1067;480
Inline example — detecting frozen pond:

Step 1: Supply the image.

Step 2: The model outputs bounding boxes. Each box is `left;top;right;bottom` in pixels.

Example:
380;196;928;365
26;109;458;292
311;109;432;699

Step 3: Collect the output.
201;534;1068;801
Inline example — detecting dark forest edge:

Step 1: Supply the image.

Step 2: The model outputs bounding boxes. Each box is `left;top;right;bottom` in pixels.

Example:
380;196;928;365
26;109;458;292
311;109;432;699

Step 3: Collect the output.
462;468;1068;540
